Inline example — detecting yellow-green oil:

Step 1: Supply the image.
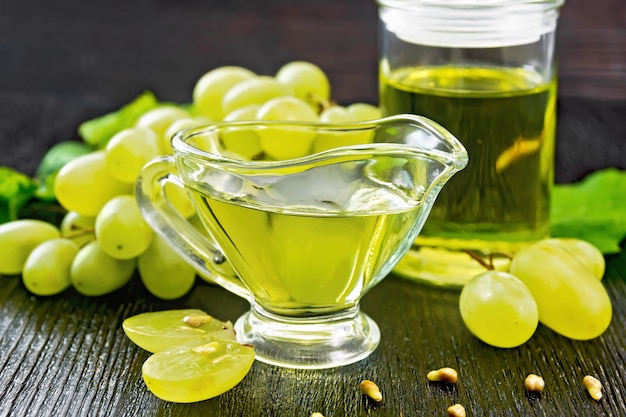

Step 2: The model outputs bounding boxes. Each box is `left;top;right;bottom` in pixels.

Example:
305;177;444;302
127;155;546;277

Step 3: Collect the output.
381;66;557;287
188;184;425;316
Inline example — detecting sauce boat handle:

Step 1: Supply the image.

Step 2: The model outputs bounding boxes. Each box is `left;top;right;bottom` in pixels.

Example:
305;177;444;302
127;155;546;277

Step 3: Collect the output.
136;155;252;301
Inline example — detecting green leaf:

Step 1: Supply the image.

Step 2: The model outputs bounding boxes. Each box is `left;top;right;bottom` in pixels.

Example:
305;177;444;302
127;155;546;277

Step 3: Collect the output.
0;167;38;223
78;90;160;148
551;168;626;254
34;141;92;202
36;140;92;179
34;170;58;201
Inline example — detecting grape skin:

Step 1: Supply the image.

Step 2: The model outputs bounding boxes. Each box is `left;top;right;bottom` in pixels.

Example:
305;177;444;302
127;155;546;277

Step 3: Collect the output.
320;105;359;123
543;237;605;279
275;61;330;107
0;220;61;275
193;66;256;121
22;238;79;296
221;76;293;116
459;270;538;348
509;240;612;340
60;211;96;248
221;104;263;159
138;234;197;300
256;96;319;160
95;195;154;260
346;103;382;120
314;105;375;153
135;106;190;139
164;181;196;219
54;151;131;217
105;127;161;183
70;240;136;296
163;117;206;155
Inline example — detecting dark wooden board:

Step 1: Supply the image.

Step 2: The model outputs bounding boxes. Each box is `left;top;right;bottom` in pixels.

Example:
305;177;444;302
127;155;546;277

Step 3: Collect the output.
1;0;625;416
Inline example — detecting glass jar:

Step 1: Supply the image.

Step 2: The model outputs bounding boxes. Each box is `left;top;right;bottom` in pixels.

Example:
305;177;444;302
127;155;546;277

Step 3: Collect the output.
377;0;565;287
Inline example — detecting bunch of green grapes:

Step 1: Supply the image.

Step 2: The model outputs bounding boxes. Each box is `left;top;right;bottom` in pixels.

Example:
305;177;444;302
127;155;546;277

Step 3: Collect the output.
0;107;201;298
0;148;198;298
0;60;383;300
459;237;612;348
192;61;382;160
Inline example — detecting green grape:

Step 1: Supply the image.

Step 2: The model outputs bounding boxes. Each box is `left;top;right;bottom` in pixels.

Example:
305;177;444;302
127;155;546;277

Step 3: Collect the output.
95;195;154;259
142;338;255;403
193;66;256;121
165;181;196;219
459;270;538;348
221;104;263;160
105;127;161;183
221;76;293;116
189;214;210;237
163;117;206;154
542;238;605;279
54;151;132;216
313;105;373;153
256;96;318;160
319;105;359;123
22;238;79;296
187;214;237;284
135;105;190;139
138;234;197;300
346;103;382;121
0;220;60;275
509;240;612;340
122;309;236;353
60;211;96;248
275;61;330;108
70;240;136;296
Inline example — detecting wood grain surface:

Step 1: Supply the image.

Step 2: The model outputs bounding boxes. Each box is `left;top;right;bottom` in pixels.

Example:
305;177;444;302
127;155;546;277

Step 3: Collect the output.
1;1;625;416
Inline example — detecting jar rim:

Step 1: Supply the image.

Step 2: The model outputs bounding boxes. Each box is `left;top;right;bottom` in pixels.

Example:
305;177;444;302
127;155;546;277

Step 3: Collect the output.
378;0;565;48
376;0;565;10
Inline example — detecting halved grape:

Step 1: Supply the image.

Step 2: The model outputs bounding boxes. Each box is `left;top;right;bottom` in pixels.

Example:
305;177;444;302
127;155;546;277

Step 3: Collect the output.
459;270;538;348
142;338;255;403
122;309;236;353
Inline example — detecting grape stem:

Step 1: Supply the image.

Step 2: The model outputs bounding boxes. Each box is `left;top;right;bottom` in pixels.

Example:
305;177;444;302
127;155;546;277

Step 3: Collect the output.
307;92;336;114
465;250;514;270
62;227;95;240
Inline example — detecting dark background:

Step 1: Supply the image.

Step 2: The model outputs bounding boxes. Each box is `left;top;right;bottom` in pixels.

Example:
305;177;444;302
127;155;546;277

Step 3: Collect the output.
1;0;625;181
1;1;626;416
